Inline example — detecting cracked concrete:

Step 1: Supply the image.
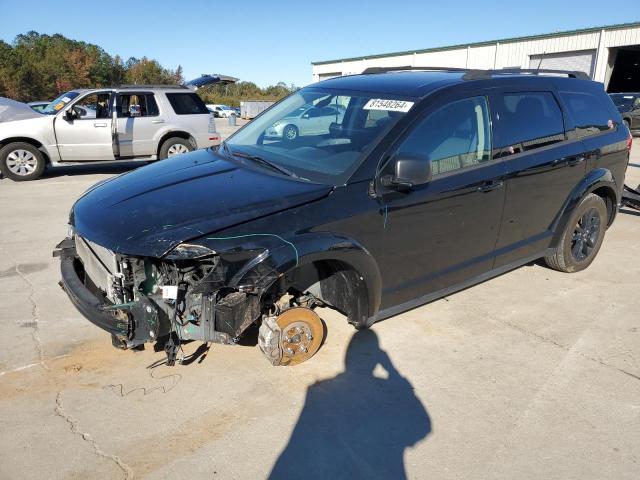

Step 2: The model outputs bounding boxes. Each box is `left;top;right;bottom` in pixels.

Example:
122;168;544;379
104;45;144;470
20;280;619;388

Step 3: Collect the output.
55;392;134;479
0;140;638;479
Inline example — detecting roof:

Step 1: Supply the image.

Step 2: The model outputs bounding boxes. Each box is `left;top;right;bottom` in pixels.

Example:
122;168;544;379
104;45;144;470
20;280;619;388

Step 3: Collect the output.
314;71;466;97
312;21;640;66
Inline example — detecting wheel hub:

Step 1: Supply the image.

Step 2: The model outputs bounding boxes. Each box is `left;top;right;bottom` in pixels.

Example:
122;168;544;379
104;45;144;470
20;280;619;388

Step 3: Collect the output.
258;307;324;366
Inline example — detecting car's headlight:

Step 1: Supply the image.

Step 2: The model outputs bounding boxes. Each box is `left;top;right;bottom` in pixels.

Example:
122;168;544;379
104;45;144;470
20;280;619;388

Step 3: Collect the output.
165;243;217;260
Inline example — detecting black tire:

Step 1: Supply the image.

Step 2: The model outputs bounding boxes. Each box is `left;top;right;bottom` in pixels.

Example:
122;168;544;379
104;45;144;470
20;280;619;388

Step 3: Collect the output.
159;137;193;160
0;142;46;181
282;124;298;142
544;193;608;273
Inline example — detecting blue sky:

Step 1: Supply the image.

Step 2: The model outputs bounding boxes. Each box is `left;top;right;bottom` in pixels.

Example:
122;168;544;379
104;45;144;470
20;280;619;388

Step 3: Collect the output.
1;0;637;87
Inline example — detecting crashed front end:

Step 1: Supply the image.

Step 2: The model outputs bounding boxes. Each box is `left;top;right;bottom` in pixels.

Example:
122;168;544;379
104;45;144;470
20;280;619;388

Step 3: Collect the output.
55;232;284;363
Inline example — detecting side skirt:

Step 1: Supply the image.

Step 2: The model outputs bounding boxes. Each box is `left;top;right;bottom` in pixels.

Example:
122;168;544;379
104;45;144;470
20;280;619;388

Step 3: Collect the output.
369;248;554;325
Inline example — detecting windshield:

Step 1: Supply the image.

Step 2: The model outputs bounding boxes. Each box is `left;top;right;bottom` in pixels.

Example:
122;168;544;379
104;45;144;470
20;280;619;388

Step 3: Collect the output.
610;94;636;108
225;87;414;184
41;91;81;114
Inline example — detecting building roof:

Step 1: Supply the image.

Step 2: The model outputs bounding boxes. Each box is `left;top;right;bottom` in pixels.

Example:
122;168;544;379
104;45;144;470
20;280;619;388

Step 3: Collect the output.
312;21;640;66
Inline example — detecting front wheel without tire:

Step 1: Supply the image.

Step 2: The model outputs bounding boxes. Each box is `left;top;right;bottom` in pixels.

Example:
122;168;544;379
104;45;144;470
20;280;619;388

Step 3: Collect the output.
544;193;607;273
159;137;193;159
0;142;46;181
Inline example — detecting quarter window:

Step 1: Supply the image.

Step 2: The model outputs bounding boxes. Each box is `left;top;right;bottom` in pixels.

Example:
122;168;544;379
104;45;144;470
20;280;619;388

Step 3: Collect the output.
397;96;492;176
494;92;565;157
165;93;210;115
559;91;613;138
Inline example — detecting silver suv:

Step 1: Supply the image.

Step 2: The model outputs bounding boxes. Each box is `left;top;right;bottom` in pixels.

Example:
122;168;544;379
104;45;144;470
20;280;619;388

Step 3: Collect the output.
0;76;233;181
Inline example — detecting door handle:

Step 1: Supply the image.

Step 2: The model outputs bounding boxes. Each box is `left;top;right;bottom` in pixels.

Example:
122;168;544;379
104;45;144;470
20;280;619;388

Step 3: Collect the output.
93;122;107;127
477;180;504;192
567;156;585;166
152;120;165;124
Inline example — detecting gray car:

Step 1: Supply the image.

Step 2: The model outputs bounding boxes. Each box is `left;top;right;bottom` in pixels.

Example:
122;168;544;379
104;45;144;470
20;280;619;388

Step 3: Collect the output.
0;75;237;181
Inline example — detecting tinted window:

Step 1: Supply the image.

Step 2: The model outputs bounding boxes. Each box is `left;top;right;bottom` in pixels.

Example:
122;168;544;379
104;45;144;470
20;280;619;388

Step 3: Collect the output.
398;96;492;176
494;92;565;156
560;91;614;138
117;94;159;117
165;93;209;115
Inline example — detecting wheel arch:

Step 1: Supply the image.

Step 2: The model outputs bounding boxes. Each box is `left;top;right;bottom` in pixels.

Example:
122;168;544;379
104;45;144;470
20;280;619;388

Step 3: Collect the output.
221;232;382;328
0;137;51;165
551;168;618;247
156;130;196;156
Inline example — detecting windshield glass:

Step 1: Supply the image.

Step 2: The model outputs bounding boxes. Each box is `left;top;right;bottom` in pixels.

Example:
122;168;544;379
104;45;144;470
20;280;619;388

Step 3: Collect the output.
41;91;81;114
225;87;414;184
610;94;636;108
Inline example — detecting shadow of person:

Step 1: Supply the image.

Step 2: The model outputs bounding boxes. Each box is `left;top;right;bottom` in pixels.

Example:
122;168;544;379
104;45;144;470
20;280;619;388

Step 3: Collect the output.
269;329;431;479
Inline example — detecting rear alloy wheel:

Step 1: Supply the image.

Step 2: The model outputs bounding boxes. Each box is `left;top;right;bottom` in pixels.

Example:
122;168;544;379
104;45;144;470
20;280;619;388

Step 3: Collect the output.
282;125;298;142
159;137;193;159
0;142;46;181
544;193;607;272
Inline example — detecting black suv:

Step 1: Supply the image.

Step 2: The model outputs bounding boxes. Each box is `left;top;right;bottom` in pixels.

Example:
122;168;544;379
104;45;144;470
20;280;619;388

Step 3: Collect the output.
610;92;640;136
56;68;631;366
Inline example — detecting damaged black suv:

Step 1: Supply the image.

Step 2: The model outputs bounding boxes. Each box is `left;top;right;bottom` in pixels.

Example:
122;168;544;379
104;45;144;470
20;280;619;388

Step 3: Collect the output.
56;68;631;366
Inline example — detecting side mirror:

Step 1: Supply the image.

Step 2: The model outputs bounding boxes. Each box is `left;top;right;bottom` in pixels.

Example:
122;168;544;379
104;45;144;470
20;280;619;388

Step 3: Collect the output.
380;153;432;191
302;113;310;119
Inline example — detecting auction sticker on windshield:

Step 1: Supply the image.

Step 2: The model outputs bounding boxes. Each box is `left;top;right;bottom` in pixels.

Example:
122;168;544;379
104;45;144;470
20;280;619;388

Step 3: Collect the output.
363;99;414;112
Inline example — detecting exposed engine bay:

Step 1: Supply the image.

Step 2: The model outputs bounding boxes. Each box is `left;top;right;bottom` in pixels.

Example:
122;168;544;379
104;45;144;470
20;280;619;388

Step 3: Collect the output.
57;234;328;366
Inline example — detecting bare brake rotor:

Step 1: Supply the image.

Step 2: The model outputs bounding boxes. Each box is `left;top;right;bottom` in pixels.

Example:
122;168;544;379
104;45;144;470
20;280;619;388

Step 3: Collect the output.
258;307;324;366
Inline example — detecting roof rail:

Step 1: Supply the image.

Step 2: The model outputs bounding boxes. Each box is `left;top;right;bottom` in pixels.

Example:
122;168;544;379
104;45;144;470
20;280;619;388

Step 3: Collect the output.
115;84;188;89
360;66;590;80
461;68;590;80
361;66;471;74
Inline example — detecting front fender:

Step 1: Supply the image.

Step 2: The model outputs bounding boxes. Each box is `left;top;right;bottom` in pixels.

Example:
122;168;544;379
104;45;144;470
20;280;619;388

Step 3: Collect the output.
194;231;382;320
550;168;618;247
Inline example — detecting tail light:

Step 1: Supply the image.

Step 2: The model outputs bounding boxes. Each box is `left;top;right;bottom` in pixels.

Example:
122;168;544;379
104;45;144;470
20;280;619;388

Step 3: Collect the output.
627;131;633;152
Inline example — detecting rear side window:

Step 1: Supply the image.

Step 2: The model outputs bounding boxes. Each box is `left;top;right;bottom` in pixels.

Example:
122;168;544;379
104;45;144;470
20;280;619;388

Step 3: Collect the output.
559;91;613;139
494;92;565;157
398;96;492;176
165;93;209;115
117;93;159;117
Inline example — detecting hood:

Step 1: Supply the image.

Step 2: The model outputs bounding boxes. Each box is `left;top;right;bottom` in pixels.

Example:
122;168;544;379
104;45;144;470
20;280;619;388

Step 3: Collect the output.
72;149;333;257
0;97;42;122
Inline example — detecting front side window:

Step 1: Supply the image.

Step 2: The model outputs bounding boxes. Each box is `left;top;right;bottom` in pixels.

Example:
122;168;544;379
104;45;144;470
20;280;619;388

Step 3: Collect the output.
494;92;565;157
165;93;209;115
73;93;111;119
396;96;492;176
225;88;412;184
117;94;159;117
559;91;614;138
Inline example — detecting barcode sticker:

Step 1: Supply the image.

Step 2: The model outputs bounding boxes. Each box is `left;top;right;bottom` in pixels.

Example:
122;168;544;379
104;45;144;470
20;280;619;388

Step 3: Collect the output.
363;99;414;112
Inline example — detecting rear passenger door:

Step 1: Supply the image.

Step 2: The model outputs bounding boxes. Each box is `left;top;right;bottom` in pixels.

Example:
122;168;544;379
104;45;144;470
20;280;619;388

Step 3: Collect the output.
116;92;162;157
491;90;587;268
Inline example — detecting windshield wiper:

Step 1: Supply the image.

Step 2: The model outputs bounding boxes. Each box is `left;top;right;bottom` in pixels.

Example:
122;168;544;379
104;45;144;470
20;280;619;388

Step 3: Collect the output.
225;146;298;179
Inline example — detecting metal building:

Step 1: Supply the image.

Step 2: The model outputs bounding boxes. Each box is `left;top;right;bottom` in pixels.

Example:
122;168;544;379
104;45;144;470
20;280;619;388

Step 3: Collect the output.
311;22;640;92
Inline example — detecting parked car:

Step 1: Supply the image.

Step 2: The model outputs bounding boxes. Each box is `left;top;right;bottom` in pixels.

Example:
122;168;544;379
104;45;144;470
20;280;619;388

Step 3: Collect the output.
28;101;50;113
207;104;237;117
56;68;630;367
0;76;227;181
265;104;346;141
609;92;640;135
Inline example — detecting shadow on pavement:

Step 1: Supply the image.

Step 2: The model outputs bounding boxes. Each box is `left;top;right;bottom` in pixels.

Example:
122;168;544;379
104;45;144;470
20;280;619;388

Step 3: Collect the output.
270;329;431;480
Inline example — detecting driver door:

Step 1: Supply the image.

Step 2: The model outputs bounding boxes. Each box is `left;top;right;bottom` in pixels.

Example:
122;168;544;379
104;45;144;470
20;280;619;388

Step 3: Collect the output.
373;94;507;308
54;92;115;161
